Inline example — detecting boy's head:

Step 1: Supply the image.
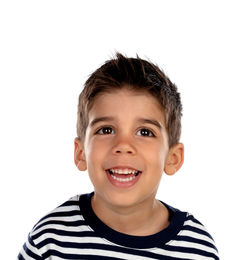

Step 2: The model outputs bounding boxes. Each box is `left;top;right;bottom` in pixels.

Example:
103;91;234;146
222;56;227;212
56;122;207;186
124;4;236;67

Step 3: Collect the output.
76;53;182;148
74;53;184;208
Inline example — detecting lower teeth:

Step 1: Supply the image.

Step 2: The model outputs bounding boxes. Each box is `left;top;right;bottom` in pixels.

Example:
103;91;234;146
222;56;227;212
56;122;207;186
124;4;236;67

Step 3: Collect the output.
111;174;136;182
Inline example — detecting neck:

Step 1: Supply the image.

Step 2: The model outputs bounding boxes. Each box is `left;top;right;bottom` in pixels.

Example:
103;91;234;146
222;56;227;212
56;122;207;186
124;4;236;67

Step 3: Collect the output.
91;192;170;236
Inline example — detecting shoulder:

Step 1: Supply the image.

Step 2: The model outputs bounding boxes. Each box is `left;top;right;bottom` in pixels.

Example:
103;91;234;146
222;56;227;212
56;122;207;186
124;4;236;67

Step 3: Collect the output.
181;212;217;244
164;203;216;242
178;211;219;257
18;194;90;259
29;194;85;241
33;194;81;226
163;202;219;258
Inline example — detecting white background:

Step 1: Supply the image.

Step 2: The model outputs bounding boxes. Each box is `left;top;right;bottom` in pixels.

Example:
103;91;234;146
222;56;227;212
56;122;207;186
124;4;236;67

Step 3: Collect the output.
0;1;249;259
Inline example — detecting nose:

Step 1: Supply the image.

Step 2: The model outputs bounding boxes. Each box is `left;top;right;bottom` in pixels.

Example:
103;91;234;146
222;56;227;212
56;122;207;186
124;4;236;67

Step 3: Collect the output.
112;134;136;155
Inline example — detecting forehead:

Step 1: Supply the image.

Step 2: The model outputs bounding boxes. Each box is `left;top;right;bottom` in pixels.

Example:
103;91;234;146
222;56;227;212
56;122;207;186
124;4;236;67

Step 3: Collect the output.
88;88;166;125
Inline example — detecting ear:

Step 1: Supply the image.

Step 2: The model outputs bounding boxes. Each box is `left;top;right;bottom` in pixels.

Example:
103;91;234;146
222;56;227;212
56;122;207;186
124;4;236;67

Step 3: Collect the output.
74;137;87;171
164;143;184;176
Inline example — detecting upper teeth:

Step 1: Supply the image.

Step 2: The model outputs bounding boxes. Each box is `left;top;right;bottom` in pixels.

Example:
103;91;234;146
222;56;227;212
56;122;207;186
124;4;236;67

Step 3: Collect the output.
109;169;138;175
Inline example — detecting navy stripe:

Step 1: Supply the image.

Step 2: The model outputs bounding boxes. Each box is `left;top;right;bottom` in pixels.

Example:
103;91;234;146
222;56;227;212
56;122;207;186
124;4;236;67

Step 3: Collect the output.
175;235;218;251
34;219;86;231
186;215;203;226
57;200;79;207
39;210;81;221
21;236;43;259
163;244;219;259
17;253;25;260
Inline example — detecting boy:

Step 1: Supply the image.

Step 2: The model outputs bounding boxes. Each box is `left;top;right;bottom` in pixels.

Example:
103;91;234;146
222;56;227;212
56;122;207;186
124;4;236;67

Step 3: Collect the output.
18;53;219;259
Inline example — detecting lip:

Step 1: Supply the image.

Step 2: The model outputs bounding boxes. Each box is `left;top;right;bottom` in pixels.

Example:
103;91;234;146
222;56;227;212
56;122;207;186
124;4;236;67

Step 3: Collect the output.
105;169;142;188
105;165;142;172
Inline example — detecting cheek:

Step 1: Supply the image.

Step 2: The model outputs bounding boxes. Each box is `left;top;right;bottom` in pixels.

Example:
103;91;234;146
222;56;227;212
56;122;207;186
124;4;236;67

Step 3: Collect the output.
86;143;107;186
85;140;107;167
148;145;168;172
144;141;167;159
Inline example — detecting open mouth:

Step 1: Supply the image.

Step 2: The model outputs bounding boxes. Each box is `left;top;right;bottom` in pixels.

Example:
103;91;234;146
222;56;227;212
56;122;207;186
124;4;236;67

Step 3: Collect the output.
105;168;142;185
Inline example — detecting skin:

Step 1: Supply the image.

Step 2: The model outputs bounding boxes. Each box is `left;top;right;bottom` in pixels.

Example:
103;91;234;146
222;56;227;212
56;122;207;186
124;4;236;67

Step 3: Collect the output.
74;88;184;236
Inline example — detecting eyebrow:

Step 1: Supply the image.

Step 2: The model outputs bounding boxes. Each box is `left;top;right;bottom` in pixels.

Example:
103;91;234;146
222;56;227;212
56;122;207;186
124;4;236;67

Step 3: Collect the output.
89;116;162;130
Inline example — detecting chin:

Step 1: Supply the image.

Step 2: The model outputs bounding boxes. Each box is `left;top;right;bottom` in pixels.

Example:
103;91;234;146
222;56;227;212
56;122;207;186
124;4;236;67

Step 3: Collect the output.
104;190;146;209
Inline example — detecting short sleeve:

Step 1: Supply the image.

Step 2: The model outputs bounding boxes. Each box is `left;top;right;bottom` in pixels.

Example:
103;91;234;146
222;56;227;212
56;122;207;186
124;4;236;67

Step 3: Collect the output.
17;233;43;260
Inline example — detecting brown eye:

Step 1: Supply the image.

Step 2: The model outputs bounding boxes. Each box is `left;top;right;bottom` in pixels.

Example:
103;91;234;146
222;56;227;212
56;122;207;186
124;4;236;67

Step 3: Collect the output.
96;127;114;135
137;128;155;137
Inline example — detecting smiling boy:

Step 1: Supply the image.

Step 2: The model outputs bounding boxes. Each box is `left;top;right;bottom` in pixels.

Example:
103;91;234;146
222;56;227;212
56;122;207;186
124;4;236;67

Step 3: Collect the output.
18;53;219;259
75;88;181;237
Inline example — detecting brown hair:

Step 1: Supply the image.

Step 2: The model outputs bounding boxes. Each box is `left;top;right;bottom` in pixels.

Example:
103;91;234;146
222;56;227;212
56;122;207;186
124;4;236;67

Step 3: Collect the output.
76;53;182;148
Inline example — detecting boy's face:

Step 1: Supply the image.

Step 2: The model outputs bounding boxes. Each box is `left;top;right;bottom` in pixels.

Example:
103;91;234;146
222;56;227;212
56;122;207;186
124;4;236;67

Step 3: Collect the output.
74;88;183;208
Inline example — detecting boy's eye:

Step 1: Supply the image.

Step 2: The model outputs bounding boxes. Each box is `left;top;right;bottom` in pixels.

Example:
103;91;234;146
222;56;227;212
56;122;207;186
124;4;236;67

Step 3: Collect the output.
96;127;114;135
136;128;155;137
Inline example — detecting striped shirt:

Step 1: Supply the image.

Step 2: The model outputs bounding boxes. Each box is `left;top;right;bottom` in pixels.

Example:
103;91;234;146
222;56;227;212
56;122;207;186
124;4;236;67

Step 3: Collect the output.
18;192;219;259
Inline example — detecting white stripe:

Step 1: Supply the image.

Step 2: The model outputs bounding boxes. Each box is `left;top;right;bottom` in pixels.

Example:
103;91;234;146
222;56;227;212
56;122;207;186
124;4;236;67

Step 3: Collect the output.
184;219;207;232
179;230;215;245
169;240;218;256
32;215;84;232
41;244;158;260
67;195;79;201
34;233;110;246
45;256;65;260
52;205;80;213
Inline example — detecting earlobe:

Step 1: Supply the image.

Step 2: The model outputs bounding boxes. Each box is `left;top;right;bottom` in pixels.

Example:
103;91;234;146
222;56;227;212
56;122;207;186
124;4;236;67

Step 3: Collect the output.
164;143;184;176
74;137;87;171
